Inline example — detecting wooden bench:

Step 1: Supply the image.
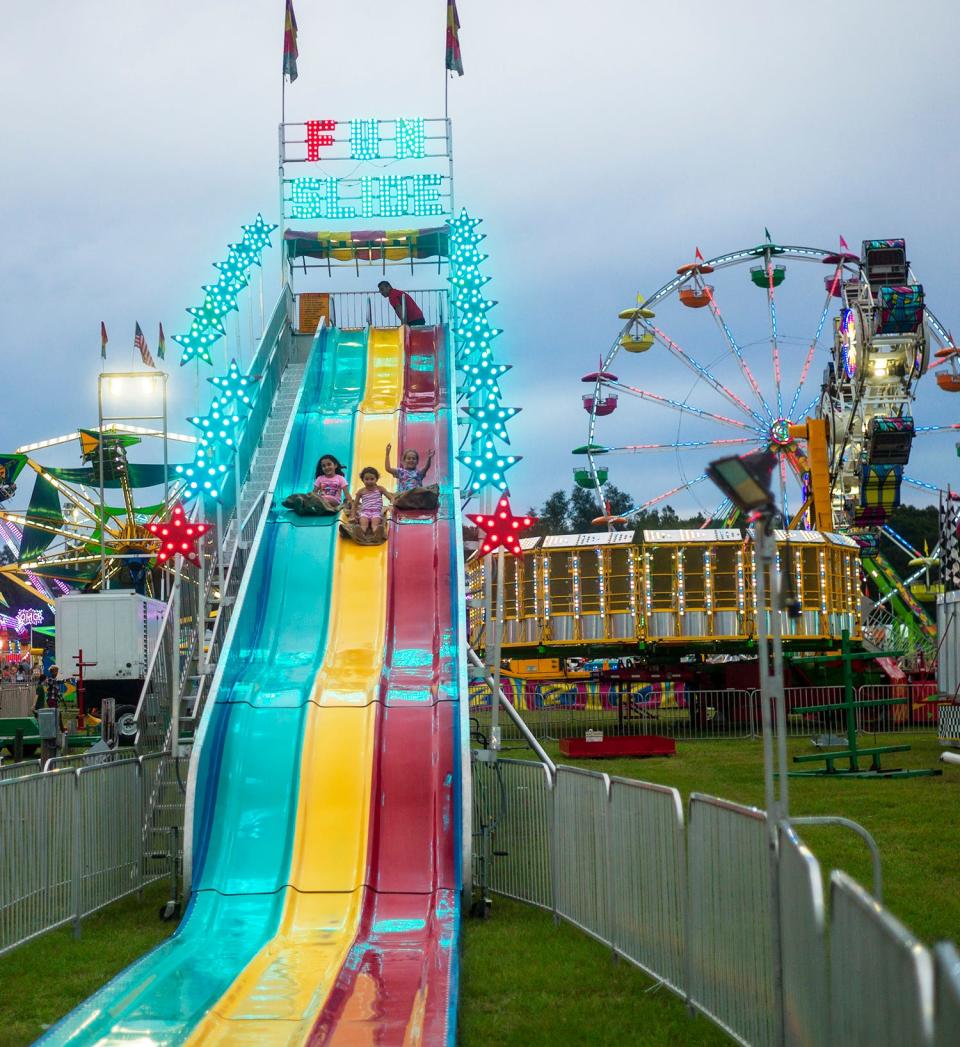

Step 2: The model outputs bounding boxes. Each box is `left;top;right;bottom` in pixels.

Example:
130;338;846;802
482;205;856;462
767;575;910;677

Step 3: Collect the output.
793;744;910;774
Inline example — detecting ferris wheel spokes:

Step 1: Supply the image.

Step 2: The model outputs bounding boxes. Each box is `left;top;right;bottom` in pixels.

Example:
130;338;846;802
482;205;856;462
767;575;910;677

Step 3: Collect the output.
643;320;767;428
598;437;755;454
621;473;710;517
704;287;773;419
764;256;786;418
608;382;764;433
787;267;843;420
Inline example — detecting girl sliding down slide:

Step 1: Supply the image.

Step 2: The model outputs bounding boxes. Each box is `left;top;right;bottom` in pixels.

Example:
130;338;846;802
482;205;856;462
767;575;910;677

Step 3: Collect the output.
385;443;439;511
339;467;394;545
282;455;349;516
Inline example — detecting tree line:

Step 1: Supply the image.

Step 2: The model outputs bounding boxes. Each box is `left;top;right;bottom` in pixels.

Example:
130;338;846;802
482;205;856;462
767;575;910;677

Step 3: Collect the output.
526;484;706;536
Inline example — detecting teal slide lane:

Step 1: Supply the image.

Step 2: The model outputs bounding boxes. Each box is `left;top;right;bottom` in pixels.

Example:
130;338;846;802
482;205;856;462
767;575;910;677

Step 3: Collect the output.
39;325;368;1046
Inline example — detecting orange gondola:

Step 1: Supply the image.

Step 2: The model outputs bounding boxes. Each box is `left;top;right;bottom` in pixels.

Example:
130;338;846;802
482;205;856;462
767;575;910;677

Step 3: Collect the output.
676;261;715;275
934;346;957;359
679;286;713;308
936;372;960;392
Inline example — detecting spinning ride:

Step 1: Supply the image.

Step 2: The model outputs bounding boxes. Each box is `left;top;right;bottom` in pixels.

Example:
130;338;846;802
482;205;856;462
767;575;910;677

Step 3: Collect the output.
0;427;192;602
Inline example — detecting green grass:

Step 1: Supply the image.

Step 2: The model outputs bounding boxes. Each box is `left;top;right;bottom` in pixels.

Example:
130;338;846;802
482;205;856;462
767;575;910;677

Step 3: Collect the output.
502;731;960;945
0;882;175;1047
459;896;728;1046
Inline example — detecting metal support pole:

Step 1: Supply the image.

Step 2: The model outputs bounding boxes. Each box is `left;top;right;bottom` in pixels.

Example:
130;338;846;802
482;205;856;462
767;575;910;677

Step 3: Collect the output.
197;530;207;676
491;547;506;750
216;503;226;599
98;379;106;588
753;518;777;824
169;574;181;757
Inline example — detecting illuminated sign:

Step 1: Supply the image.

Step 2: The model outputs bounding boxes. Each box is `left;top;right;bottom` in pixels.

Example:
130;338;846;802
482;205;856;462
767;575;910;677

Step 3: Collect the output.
840;307;859;378
302;117;429;162
287;174;448;220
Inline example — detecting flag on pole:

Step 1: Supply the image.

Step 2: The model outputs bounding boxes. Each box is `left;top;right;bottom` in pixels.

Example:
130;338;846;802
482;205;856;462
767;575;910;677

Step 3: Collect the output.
695;247;704;262
283;0;299;82
764;227;772;241
157;322;166;361
839;234;850;251
134;323;155;368
100;322;108;360
446;0;464;76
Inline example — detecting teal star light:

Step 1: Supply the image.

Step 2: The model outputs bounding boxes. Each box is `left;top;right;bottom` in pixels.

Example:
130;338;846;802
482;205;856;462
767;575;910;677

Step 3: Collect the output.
174;321;223;367
462;403;520;443
208;359;254;407
187;294;232;336
188;397;241;449
240;213;279;255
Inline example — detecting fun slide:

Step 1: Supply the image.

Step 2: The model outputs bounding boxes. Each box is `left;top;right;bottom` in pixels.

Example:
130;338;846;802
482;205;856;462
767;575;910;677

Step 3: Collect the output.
42;320;463;1045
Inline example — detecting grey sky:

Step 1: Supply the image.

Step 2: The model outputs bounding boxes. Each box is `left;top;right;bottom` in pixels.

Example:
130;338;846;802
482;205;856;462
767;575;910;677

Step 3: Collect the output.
2;1;959;517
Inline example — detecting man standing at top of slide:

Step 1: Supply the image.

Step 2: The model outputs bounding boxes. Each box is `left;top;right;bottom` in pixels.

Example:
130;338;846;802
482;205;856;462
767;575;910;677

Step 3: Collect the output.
378;280;426;326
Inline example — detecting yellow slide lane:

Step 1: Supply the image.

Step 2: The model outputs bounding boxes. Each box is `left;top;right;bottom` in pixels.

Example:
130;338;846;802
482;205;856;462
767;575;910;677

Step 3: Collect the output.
187;328;404;1046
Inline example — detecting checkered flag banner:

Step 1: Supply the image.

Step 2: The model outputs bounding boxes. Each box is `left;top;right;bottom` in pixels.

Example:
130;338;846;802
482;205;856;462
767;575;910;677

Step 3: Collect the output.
939;492;960;590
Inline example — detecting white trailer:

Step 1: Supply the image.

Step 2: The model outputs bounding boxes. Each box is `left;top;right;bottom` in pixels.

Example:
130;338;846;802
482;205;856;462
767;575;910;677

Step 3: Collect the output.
55;591;165;741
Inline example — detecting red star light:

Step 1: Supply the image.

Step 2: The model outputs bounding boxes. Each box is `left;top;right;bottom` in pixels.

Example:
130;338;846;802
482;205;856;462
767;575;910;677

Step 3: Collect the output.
467;496;536;557
147;503;210;565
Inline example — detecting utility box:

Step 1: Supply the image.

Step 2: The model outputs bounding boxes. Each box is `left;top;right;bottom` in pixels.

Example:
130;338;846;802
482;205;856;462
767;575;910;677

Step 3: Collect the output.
55;591;165;710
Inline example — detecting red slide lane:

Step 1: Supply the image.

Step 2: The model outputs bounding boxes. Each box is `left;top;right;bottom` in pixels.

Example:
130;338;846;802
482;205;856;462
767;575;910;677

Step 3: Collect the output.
308;325;459;1045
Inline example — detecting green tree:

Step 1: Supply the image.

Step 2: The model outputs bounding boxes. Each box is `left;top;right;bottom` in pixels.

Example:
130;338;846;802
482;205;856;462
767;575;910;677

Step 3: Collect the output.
531;490;570;536
569;486;603;532
604;482;634;517
881;505;940;581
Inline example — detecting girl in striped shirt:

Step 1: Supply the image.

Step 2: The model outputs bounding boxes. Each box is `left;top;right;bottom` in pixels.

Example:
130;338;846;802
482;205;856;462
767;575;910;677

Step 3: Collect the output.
351;466;394;535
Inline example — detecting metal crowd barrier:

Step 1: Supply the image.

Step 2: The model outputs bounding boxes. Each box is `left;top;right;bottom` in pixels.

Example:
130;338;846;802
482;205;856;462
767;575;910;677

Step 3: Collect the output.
0;754;186;956
777;825;828;1046
687;794;779;1046
0;760;41;782
0;684;34;718
474;755;959;1047
830;870;933;1045
471;681;944;744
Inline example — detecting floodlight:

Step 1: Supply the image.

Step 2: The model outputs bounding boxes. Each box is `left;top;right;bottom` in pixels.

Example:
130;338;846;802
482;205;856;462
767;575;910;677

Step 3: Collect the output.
706;450;777;514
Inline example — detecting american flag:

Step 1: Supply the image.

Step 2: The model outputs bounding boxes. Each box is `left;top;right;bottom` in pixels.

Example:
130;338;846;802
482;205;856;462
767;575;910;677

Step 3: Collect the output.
134;323;155;368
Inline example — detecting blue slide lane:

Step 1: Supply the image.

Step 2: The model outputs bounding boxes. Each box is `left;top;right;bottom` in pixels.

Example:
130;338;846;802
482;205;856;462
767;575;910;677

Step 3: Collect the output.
39;325;369;1046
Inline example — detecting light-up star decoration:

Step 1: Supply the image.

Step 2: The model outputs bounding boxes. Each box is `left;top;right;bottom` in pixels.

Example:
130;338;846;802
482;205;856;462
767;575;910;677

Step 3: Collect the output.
240;213;279;254
208;359;255;407
174;320;223;367
175;454;227;499
147;503;210;565
187;294;233;336
462;404;520;443
462;360;511;399
188;398;241;449
467;496;536;557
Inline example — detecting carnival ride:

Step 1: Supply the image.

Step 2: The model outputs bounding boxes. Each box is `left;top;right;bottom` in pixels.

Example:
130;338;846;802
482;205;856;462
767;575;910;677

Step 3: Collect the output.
576;236;957;658
0;427;192;603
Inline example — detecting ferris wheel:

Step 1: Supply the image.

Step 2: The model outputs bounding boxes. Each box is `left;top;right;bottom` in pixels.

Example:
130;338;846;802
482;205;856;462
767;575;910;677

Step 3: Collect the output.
578;236;957;532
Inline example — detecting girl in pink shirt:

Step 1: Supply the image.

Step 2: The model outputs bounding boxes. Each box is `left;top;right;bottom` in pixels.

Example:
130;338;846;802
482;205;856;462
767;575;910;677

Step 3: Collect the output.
312;455;349;512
